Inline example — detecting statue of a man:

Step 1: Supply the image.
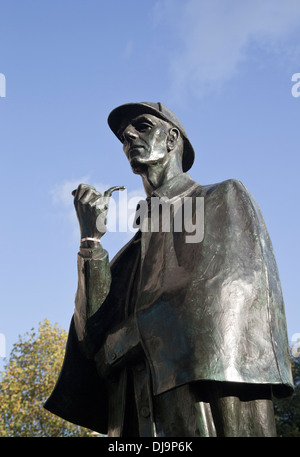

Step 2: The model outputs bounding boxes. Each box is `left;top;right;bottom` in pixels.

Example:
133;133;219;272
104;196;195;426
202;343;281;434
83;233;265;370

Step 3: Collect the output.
45;102;293;436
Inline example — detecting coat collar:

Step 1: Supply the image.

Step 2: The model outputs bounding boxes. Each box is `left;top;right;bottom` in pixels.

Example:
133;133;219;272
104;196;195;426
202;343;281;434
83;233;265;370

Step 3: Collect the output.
150;173;199;203
110;174;200;266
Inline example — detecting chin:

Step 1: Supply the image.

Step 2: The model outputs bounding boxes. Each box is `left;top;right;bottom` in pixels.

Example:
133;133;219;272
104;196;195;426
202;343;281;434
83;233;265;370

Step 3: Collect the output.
130;158;146;174
131;164;144;175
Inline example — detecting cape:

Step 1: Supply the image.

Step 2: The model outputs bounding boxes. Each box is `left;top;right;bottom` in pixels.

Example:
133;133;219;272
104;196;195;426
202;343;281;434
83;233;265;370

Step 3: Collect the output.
44;175;294;434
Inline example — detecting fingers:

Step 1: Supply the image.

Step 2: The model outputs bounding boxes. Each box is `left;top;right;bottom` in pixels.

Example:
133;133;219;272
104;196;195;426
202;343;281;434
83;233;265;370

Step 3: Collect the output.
72;184;126;209
89;195;108;210
72;184;101;202
72;184;126;199
80;188;100;204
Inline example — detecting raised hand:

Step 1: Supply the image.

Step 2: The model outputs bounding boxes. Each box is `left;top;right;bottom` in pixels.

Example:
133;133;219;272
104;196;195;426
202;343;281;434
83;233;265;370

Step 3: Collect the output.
72;184;125;240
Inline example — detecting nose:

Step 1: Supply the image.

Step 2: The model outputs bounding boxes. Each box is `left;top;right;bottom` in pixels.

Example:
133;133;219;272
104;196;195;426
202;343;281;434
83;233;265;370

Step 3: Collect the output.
123;124;138;142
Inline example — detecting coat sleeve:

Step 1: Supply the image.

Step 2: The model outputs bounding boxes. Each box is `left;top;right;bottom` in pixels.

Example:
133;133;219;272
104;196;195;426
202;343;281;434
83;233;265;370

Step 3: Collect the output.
74;245;111;343
44;245;113;433
44;236;140;433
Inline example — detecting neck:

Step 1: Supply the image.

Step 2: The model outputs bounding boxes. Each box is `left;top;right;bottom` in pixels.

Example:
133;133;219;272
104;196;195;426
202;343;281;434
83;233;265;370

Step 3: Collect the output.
141;156;183;196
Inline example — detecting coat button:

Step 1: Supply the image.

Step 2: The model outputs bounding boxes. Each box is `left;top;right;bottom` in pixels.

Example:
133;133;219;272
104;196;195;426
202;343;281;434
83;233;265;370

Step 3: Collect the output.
141;406;150;418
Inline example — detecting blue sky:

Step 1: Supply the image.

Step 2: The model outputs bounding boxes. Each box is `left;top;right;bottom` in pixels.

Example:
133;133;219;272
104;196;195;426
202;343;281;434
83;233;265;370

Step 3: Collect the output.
0;0;300;368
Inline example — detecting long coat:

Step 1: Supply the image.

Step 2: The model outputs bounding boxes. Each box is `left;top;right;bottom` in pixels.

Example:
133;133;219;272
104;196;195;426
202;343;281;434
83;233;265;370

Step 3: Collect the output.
44;173;293;434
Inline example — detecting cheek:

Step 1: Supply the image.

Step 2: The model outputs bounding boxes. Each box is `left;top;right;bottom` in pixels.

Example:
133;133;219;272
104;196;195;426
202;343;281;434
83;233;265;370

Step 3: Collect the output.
152;131;167;154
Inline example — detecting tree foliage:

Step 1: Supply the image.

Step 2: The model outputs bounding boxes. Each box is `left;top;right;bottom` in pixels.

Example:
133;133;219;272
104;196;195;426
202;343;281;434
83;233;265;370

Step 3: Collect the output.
0;319;94;436
274;357;300;437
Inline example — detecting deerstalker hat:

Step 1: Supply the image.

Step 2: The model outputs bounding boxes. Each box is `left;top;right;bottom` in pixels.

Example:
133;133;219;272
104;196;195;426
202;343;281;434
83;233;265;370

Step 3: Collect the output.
107;102;195;172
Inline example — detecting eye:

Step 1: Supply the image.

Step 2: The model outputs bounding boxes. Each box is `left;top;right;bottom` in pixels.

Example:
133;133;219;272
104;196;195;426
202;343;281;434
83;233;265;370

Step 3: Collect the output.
135;121;152;132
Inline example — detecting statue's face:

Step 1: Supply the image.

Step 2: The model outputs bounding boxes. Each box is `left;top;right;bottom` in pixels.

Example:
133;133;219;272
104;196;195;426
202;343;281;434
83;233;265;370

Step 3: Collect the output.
121;114;170;173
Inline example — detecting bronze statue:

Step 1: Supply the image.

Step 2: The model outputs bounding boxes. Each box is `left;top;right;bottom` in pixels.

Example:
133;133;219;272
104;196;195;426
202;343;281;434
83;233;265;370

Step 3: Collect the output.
45;102;294;436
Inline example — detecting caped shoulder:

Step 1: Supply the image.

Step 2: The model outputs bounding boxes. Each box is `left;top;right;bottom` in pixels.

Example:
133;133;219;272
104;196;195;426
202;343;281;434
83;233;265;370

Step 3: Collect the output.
193;178;248;197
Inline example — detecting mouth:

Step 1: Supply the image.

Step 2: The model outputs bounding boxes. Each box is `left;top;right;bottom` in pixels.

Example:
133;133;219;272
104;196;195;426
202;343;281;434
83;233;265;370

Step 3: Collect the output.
128;146;144;160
